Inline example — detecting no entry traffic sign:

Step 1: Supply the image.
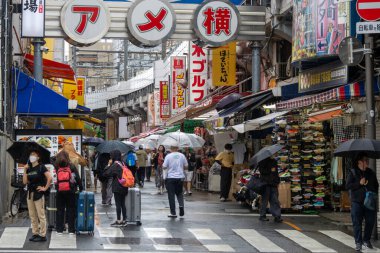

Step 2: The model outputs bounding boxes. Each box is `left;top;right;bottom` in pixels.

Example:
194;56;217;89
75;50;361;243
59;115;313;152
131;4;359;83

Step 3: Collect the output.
357;0;380;21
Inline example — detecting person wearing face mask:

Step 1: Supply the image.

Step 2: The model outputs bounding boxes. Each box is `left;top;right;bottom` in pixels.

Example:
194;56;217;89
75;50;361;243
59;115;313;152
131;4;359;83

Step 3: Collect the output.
23;149;52;242
346;152;379;251
215;143;234;202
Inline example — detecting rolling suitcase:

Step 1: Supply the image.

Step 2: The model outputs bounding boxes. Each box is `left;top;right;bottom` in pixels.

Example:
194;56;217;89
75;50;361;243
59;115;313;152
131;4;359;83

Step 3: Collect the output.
76;191;95;235
126;188;142;225
46;188;57;231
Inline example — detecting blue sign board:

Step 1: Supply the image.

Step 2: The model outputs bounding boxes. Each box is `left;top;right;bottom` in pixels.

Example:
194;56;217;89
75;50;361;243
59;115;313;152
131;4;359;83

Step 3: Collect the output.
104;0;245;5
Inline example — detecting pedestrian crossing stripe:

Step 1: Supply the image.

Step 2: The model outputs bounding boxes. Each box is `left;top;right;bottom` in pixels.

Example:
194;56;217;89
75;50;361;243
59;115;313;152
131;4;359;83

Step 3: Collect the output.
0;227;376;252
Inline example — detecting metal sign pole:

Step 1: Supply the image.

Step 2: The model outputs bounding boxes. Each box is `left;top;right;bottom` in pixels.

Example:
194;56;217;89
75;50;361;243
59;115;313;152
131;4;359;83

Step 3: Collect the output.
32;38;45;128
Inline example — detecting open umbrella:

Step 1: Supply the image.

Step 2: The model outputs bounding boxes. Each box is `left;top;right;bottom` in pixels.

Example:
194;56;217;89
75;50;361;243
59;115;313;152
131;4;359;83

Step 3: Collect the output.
145;134;161;142
334;138;380;159
249;144;284;168
158;132;205;149
7;141;51;164
96;140;134;154
135;138;156;150
83;137;104;146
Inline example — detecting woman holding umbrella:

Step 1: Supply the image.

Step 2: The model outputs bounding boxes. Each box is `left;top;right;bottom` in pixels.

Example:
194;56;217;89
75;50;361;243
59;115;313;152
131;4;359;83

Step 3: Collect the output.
23;148;52;242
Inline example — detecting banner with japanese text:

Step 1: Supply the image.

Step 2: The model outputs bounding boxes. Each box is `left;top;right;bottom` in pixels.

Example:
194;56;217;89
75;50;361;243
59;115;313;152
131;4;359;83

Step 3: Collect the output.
189;42;208;104
171;56;187;114
154;89;163;125
62;77;85;105
212;42;236;86
147;93;155;127
159;81;170;119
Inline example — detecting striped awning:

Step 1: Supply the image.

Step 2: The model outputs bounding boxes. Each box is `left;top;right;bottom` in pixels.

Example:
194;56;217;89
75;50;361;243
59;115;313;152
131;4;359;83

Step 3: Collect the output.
276;89;337;110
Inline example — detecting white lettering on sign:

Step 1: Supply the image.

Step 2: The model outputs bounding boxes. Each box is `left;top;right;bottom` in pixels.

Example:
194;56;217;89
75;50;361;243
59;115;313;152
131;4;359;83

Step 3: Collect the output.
189;42;208;104
60;0;110;46
193;0;240;47
127;0;176;47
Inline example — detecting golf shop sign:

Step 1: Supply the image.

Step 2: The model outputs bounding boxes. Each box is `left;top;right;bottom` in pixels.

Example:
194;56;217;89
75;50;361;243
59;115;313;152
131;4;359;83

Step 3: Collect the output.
46;0;265;47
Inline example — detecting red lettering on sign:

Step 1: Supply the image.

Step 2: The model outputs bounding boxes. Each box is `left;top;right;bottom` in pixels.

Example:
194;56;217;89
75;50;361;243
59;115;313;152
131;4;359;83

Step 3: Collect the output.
202;7;231;36
192;75;206;87
72;6;100;35
191;44;206;57
193;90;205;102
137;8;168;32
203;7;215;35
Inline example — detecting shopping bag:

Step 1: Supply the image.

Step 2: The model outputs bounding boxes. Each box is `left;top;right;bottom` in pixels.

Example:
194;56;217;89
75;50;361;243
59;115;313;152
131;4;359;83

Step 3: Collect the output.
246;174;266;194
364;191;377;211
210;162;221;175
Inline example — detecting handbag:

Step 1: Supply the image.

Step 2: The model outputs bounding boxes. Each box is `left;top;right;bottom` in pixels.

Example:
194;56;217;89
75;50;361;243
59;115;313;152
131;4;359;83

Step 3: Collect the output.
210;162;221;175
364;190;377;211
246;173;267;194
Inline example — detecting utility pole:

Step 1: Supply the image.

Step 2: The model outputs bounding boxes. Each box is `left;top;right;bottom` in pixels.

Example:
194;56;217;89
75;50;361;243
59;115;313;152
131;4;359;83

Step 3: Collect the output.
251;40;262;155
364;34;377;240
124;40;128;81
162;41;167;60
72;46;77;73
32;38;45;128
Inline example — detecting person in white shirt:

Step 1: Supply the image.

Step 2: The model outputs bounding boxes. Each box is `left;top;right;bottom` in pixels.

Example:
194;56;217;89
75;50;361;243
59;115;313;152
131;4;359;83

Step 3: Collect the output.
145;149;153;182
163;143;188;218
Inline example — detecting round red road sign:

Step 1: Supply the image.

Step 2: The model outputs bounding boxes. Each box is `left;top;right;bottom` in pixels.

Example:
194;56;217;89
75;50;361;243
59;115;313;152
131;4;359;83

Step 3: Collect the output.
357;0;380;21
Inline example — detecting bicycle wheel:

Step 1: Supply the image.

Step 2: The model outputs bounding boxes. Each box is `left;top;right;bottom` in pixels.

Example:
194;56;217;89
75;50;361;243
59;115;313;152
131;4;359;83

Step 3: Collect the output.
10;190;21;217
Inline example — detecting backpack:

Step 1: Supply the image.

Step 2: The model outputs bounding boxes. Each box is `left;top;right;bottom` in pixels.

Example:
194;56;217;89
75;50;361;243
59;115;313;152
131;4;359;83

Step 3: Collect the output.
126;152;136;167
57;166;72;191
115;161;134;188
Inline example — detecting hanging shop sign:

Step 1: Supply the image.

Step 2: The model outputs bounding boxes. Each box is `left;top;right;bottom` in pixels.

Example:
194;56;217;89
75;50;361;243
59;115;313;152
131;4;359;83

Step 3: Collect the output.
299;62;348;93
212;42;236;86
159;81;170;119
127;0;176;47
189;42;208;104
62;77;85;106
171;56;187;114
154;89;163;126
104;0;245;5
292;0;354;62
193;0;240;47
46;2;265;47
60;0;111;46
22;0;45;37
147;93;155;127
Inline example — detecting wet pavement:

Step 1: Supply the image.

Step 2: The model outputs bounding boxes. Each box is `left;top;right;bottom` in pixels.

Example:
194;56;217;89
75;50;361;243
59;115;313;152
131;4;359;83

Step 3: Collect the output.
0;181;379;252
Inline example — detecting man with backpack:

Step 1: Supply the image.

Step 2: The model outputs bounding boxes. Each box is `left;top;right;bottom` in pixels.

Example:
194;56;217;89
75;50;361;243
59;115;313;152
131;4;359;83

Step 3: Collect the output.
125;150;138;187
96;153;112;205
136;145;148;187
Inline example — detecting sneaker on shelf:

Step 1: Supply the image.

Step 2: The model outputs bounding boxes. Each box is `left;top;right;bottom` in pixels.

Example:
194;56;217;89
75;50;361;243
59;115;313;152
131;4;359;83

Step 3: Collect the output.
315;176;326;181
314;197;324;202
291;185;302;192
291;176;301;182
292;205;303;210
313;162;326;167
314;155;324;161
289;168;300;173
313;168;324;174
290;157;301;163
279;172;291;178
314;192;325;198
292;195;303;201
303;203;314;208
313;201;324;207
301;150;313;154
302;136;314;141
303;193;314;198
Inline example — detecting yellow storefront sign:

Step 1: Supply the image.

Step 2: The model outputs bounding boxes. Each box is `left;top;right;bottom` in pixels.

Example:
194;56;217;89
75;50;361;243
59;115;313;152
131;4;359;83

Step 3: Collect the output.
63;77;85;106
212;42;236;86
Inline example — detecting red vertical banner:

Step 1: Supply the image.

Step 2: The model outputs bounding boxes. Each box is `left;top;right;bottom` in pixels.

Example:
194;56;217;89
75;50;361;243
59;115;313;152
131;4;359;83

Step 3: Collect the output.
189;42;208;104
159;81;170;119
171;56;187;114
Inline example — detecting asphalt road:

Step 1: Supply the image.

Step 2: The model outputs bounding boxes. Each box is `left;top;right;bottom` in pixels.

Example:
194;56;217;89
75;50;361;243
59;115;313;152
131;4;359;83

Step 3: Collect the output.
0;181;379;253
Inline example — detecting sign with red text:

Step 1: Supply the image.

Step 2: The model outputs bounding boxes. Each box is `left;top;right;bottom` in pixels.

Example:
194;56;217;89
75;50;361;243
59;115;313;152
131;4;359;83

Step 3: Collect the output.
22;0;45;37
60;0;111;46
193;0;240;47
160;81;170;119
127;0;176;47
171;56;187;115
357;0;380;21
189;42;208;104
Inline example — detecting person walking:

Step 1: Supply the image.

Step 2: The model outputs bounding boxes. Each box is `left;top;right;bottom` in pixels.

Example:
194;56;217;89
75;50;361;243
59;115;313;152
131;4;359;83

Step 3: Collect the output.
183;148;196;195
145;149;153;182
23;149;52;242
55;151;83;234
104;150;129;227
258;157;282;223
346;152;379;251
153;145;166;194
215;144;234;202
92;152;99;192
136;145;148;187
163;143;188;218
96;153;112;205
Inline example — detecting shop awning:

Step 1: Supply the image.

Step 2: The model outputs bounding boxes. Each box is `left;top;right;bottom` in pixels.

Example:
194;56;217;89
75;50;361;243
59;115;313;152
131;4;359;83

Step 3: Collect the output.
12;68;90;117
308;106;343;122
24;54;76;81
232;111;289;133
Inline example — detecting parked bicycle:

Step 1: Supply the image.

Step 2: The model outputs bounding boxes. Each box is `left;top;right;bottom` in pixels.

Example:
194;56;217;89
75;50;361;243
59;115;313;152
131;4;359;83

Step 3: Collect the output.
10;173;28;217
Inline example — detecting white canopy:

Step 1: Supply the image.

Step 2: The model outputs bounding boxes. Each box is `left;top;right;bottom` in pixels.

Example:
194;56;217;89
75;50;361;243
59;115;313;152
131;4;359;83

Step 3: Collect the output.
232;111;289;133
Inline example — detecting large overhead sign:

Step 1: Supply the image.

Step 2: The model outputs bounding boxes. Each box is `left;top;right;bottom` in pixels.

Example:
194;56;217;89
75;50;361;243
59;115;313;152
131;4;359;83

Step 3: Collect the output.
22;0;45;37
45;0;265;47
60;0;111;46
171;56;187;115
189;42;208;104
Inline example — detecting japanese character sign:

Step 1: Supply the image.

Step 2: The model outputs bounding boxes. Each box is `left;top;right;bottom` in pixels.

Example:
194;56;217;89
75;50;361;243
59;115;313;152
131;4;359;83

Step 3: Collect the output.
22;0;45;37
212;42;236;86
194;0;240;47
60;0;110;46
160;81;170;119
127;0;176;47
189;42;208;104
171;56;187;115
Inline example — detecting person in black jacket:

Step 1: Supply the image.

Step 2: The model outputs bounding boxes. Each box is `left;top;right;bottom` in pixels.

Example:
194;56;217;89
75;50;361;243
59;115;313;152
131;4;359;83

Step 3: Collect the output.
104;150;128;227
96;153;112;205
258;157;282;223
346;152;379;251
55;151;83;234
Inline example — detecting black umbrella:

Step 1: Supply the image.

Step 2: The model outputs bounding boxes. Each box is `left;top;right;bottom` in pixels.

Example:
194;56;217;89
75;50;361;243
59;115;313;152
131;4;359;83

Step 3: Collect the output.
7;141;51;164
249;144;284;168
334;138;380;159
83;137;104;146
96;140;134;154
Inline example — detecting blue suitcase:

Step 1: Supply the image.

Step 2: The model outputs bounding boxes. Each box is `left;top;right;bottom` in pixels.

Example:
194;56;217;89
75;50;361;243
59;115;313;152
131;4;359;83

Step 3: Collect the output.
76;191;95;235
